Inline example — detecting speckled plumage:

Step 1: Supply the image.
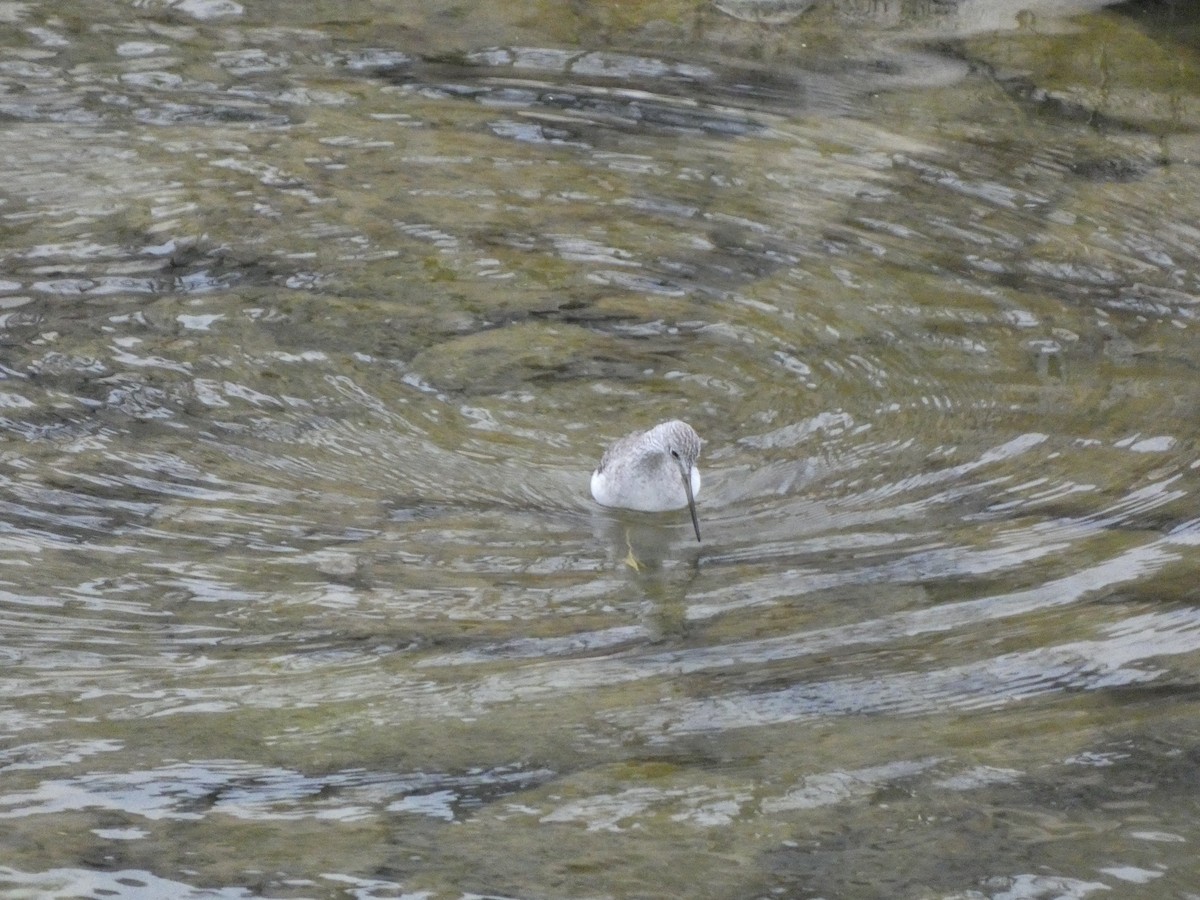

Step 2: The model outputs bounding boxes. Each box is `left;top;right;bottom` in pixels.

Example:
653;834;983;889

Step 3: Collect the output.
591;420;703;541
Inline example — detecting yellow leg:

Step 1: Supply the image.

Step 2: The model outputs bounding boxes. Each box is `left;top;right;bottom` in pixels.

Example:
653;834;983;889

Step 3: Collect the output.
622;528;642;572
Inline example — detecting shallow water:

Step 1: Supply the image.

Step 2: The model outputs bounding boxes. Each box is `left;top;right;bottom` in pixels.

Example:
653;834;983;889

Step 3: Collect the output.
2;0;1200;897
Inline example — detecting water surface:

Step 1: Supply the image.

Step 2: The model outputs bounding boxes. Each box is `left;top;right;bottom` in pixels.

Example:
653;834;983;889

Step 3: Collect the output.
2;0;1200;897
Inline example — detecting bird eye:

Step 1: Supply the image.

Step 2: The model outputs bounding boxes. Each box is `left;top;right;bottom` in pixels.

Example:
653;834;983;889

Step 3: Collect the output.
670;449;680;459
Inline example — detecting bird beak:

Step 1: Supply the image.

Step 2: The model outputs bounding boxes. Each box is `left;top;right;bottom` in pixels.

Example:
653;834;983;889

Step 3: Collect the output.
678;461;701;542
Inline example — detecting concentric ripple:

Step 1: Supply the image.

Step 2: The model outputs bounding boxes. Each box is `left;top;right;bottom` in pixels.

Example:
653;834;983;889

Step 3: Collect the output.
1;1;1198;897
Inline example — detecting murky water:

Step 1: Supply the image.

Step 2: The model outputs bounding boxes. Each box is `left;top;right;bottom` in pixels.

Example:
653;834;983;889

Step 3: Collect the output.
2;0;1200;896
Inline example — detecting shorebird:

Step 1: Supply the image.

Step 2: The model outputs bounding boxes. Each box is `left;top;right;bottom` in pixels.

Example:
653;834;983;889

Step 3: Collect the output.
590;419;702;541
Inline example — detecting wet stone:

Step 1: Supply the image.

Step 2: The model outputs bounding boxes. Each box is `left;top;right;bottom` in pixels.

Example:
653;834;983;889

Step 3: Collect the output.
408;320;649;393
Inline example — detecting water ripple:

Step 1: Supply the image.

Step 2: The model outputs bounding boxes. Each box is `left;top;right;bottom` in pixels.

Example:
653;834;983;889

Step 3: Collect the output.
0;759;554;823
0;4;1198;896
606;606;1200;741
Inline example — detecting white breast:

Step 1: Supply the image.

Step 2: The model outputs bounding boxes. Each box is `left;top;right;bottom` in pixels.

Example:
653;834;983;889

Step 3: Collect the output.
591;463;700;512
